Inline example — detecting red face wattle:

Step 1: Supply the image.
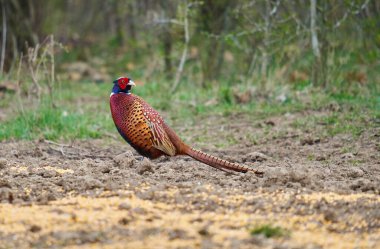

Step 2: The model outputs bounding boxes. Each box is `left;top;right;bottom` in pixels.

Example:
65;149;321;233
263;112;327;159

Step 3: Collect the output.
117;77;129;90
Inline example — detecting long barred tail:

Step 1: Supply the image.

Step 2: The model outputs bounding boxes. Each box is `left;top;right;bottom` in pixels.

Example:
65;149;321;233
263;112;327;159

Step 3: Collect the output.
185;147;263;175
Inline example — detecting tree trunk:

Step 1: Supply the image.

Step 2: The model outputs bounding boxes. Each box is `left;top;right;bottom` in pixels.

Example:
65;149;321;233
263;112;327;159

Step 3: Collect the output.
0;0;7;75
0;0;42;72
260;0;272;90
198;0;235;87
310;0;323;87
159;0;176;78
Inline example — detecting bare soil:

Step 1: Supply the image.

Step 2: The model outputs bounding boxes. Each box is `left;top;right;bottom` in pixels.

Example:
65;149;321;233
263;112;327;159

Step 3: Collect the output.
0;112;379;249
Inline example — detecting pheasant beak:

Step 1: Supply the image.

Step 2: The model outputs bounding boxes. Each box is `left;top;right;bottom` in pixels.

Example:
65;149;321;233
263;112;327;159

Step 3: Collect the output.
127;80;136;86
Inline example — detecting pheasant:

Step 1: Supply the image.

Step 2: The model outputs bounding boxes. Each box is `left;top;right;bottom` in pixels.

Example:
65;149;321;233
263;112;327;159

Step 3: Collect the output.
110;77;262;175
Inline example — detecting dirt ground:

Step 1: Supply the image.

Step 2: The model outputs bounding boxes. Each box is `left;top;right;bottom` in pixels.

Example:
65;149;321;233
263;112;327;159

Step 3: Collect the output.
0;112;379;249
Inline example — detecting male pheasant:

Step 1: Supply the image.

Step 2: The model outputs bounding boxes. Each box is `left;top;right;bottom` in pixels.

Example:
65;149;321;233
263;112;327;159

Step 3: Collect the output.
110;77;262;175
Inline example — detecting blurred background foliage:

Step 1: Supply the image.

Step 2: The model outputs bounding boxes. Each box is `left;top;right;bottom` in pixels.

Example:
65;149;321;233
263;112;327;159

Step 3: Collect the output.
0;0;379;140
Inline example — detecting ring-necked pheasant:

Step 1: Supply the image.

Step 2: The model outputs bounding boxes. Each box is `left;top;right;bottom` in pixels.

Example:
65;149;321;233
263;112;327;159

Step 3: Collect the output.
110;77;262;175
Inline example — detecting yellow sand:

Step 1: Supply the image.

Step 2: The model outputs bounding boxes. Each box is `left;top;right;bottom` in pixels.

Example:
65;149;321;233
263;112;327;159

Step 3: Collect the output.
0;188;379;249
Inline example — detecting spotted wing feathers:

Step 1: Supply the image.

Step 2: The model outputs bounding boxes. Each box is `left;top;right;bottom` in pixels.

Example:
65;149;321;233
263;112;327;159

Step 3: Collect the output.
137;97;176;156
148;121;176;156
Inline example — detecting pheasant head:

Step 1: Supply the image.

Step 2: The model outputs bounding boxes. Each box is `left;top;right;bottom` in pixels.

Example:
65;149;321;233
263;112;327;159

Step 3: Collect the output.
111;77;135;95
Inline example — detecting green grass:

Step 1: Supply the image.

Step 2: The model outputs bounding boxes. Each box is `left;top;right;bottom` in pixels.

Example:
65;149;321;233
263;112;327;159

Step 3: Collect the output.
290;91;379;138
0;80;117;140
250;224;289;238
0;102;114;140
0;76;378;141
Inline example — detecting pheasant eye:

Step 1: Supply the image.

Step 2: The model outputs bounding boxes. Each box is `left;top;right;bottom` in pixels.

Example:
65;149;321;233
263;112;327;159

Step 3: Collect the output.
118;79;127;90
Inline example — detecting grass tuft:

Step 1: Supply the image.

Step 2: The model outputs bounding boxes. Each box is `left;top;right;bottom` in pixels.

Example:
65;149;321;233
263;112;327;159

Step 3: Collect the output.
250;224;289;238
